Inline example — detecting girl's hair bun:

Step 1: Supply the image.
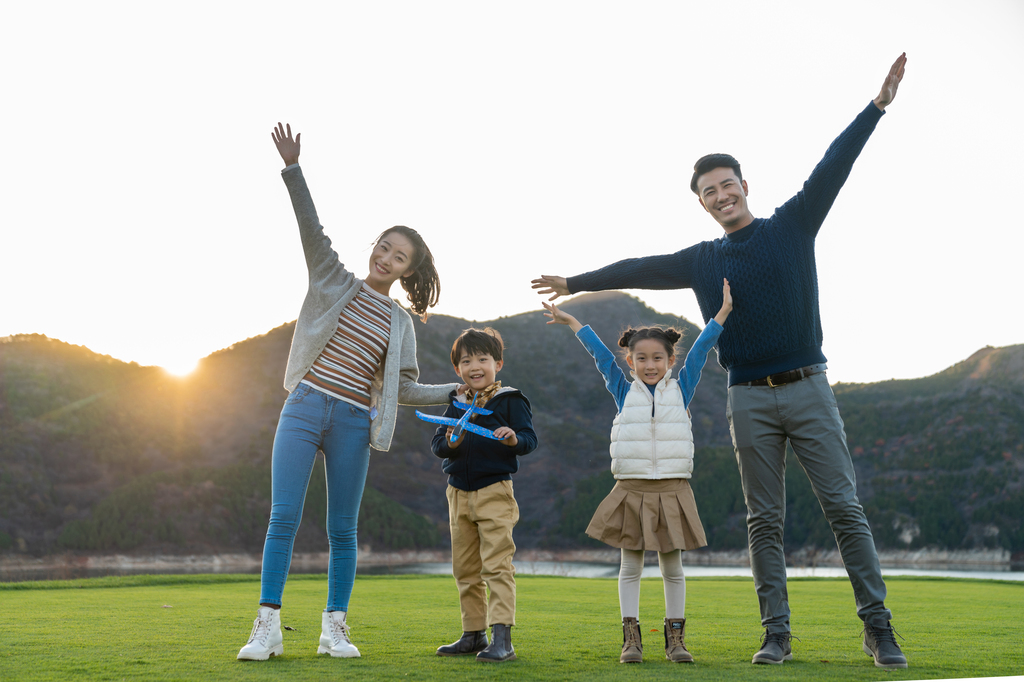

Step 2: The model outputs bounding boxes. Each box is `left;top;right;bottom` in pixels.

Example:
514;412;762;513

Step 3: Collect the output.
618;325;685;357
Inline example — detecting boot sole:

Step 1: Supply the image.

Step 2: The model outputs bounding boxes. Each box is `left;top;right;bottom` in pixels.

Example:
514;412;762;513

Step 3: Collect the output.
317;645;360;658
437;650;486;656
862;643;907;668
751;653;792;665
477;654;517;662
237;644;284;661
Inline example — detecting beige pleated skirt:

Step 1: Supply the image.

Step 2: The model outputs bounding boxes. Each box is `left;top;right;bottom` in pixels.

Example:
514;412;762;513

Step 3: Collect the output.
585;478;707;552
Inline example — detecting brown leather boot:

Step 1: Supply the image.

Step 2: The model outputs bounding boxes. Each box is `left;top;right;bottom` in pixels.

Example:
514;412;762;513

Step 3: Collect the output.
620;617;643;663
664;617;694;663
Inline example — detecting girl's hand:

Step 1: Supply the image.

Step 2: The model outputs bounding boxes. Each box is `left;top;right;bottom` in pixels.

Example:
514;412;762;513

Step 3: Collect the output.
272;122;301;167
493;427;518;447
543;301;583;333
714;278;733;326
456;383;470;396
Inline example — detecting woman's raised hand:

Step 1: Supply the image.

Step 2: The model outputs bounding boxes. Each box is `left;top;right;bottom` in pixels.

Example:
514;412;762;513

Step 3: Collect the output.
272;122;301;167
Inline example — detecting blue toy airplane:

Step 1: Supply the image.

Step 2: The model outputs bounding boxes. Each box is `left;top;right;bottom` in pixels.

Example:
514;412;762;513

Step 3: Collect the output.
416;400;504;443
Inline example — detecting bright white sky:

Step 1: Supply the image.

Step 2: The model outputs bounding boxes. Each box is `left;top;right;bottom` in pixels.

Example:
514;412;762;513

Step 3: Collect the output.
1;1;1022;382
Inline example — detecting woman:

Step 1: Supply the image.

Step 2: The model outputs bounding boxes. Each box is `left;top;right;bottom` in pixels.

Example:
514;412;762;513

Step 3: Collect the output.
238;123;459;661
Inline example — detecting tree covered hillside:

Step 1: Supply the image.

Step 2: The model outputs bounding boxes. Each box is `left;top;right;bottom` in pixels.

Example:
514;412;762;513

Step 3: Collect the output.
1;294;1021;559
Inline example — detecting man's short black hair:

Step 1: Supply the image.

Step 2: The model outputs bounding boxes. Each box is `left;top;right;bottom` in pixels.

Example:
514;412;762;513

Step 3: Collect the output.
450;327;504;365
690;153;742;195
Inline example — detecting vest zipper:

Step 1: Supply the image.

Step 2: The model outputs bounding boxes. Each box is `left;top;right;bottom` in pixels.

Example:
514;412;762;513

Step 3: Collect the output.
650;391;658;478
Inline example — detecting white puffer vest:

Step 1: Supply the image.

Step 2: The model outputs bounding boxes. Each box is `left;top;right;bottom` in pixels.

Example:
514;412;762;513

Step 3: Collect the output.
609;374;694;479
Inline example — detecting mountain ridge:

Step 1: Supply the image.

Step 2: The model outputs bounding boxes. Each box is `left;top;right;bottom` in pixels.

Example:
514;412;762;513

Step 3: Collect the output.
1;292;1021;558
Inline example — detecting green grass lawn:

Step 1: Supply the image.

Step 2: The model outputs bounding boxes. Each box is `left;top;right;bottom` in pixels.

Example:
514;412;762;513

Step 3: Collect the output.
1;574;1022;681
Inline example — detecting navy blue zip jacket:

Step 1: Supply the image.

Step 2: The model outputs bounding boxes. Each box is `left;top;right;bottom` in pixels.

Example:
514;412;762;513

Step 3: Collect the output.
430;387;538;492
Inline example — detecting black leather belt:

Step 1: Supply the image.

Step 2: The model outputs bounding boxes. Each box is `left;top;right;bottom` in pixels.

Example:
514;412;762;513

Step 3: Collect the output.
741;363;827;388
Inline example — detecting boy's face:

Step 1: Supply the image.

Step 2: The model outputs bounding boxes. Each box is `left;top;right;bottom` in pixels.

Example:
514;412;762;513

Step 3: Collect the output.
454;351;503;391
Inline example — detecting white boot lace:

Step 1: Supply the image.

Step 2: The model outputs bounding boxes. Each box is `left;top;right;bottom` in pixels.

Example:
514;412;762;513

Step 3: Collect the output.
247;614;271;645
329;616;352;646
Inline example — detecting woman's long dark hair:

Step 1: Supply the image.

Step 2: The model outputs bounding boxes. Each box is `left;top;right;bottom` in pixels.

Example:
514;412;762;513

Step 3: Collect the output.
374;225;440;321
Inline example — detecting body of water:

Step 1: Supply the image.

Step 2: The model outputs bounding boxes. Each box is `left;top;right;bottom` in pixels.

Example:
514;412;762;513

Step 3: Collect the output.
5;558;1022;583
361;561;1024;582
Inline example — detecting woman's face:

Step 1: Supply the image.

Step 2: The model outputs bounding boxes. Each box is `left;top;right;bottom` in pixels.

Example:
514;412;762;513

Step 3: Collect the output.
364;231;416;296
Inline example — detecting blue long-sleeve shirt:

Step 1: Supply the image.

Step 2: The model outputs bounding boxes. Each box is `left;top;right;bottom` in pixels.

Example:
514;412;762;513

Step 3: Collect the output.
567;102;885;386
575;320;724;411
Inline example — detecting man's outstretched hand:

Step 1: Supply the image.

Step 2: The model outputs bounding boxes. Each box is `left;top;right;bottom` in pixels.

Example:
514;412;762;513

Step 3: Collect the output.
531;275;569;301
874;53;907;111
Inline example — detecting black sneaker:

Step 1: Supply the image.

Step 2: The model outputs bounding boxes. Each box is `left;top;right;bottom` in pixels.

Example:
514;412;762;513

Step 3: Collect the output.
863;621;907;669
751;630;793;664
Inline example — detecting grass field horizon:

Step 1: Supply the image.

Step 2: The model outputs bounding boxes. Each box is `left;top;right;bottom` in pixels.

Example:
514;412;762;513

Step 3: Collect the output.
2;573;1022;681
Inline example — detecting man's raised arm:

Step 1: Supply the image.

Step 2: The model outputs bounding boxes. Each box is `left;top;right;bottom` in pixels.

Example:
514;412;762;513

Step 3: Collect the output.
781;52;908;237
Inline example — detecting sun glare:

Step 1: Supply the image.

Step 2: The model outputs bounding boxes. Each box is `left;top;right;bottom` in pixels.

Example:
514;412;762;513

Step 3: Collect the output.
162;357;199;377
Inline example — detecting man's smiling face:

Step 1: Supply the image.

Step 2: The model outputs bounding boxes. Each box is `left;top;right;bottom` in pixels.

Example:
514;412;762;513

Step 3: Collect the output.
696;167;753;232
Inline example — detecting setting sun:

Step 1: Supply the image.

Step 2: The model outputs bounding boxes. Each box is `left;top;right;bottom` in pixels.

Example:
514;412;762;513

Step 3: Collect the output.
162;357;199;377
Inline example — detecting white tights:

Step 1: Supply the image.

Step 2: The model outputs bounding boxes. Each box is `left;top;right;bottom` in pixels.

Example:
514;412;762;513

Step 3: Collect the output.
618;548;686;620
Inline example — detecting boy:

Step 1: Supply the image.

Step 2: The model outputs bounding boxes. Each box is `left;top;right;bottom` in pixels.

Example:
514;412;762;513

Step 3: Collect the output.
430;327;537;663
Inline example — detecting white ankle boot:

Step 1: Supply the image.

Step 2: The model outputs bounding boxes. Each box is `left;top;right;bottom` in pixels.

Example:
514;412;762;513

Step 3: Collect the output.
237;606;284;660
318;610;361;658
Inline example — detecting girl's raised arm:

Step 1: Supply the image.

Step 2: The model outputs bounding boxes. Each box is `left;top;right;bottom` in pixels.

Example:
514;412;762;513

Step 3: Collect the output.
544;302;630;410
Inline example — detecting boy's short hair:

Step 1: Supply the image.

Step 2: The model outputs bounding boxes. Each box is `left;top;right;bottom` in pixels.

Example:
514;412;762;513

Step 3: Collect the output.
450;327;504;365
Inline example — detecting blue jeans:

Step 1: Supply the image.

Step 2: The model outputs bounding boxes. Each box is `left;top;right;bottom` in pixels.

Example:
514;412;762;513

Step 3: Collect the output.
259;384;371;612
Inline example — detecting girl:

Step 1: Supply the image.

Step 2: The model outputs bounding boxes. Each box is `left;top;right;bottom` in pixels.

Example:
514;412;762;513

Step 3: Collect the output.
238;123;460;661
543;279;732;664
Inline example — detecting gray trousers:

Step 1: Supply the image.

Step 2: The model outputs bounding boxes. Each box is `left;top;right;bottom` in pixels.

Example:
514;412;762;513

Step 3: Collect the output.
726;373;891;632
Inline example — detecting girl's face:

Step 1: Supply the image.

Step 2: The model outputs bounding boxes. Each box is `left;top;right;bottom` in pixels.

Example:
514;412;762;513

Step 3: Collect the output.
626;338;675;386
364;231;416;296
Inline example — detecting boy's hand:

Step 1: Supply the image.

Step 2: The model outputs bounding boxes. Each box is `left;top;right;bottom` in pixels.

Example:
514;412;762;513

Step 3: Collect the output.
542;301;583;333
272;122;301;167
713;278;733;326
493;427;518;447
531;275;569;301
444;426;459;449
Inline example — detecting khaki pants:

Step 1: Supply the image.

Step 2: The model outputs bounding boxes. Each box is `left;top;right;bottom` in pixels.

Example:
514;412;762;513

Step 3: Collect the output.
446;480;519;630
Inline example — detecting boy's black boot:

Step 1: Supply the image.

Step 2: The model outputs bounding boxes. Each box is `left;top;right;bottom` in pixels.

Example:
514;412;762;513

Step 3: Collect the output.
436;630;488;656
620;617;643;663
476;624;516;662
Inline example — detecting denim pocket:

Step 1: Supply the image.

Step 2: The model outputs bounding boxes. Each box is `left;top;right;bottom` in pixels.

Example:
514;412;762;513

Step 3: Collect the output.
286;384;313;405
349;404;371;421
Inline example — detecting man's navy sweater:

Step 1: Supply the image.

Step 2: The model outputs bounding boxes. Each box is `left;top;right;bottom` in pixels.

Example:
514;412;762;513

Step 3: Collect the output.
430;388;538;492
567;102;885;386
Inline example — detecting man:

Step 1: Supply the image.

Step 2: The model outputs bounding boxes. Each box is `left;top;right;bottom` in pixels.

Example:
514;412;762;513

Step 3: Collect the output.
532;54;908;669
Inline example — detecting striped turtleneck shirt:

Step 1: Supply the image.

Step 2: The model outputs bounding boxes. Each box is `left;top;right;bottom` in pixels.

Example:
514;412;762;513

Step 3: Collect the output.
301;283;392;409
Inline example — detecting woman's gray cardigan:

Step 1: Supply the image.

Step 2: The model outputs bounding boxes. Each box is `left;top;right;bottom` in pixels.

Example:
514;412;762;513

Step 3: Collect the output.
280;165;457;451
